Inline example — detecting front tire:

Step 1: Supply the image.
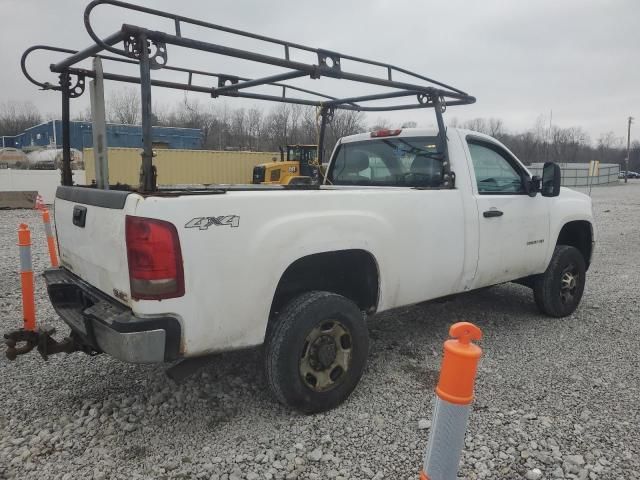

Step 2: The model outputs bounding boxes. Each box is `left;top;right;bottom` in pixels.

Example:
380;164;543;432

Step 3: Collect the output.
533;245;586;317
265;291;369;413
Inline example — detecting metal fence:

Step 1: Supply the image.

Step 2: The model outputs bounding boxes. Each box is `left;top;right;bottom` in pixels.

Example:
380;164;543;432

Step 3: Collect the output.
528;163;620;187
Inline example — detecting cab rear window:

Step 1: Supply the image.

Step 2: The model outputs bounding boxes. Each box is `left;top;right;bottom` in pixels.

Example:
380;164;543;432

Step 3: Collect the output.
328;137;444;188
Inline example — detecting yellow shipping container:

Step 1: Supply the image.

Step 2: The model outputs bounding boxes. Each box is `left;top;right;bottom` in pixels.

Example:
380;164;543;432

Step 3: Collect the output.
83;147;280;185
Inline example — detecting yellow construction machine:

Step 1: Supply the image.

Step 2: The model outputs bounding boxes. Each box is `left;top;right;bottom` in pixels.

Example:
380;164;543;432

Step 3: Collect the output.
252;144;319;185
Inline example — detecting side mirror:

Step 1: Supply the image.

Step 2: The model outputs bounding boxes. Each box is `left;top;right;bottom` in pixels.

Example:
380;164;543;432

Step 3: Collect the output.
525;175;541;197
541;162;561;197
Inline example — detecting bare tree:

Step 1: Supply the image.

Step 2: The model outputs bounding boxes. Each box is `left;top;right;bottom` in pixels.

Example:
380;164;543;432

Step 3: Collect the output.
151;102;172;126
598;131;622;150
597;131;624;164
0;101;42;136
326;110;366;154
462;118;486;133
72;106;93;122
299;107;319;145
107;87;141;124
505;131;541;165
175;97;218;148
548;126;590;164
488;118;504;138
215;103;231;150
230;108;247;149
246;107;263;151
630;140;640;171
289;104;304;144
370;117;392;130
262;104;291;150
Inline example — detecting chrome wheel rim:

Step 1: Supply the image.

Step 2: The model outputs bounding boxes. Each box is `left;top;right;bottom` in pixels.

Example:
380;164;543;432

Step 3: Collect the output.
299;320;352;392
560;264;579;304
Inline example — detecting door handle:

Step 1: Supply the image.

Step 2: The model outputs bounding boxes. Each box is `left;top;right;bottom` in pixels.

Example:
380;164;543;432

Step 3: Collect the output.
73;205;87;227
483;209;503;218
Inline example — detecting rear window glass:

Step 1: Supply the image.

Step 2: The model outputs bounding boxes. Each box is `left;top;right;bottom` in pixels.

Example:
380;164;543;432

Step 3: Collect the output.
329;136;444;187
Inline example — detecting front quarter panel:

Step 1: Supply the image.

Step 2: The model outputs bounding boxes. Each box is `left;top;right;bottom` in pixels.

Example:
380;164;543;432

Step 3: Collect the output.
545;187;596;266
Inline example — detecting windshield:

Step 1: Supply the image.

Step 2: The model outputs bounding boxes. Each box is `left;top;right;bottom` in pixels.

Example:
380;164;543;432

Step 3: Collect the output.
328;136;444;187
288;146;317;163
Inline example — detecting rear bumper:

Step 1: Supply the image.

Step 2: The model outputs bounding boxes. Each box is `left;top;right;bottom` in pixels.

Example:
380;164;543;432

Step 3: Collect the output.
43;268;181;363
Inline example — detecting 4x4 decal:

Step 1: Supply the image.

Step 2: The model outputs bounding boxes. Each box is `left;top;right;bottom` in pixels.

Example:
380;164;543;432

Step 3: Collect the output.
185;215;240;230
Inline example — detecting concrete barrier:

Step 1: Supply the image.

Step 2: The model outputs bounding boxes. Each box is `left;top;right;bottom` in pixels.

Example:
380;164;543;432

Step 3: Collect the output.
0;191;37;209
0;169;86;204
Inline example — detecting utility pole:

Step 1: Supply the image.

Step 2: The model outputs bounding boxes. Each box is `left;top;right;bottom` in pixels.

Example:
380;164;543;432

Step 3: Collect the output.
625;116;634;183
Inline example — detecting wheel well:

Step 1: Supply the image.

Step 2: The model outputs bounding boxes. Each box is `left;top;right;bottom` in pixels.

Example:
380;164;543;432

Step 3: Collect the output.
270;250;379;318
556;221;593;269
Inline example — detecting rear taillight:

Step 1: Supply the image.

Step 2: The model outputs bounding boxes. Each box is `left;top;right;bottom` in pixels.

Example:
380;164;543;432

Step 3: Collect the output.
125;215;184;300
371;128;402;138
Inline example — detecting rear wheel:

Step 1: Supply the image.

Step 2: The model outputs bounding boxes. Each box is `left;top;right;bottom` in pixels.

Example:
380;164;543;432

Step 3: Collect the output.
533;245;586;317
264;291;369;413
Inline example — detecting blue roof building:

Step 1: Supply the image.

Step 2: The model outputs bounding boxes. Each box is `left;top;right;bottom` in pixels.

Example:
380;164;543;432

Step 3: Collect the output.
10;120;202;151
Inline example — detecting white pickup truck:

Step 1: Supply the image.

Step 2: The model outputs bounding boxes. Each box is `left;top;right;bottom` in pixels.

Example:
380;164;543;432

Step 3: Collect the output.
44;127;595;413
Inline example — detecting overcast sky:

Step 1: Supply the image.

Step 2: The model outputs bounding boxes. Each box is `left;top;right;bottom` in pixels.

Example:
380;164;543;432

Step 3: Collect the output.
2;0;638;144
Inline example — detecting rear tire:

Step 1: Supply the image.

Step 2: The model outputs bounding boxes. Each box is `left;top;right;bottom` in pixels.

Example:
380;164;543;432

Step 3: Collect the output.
264;291;369;413
533;245;586;317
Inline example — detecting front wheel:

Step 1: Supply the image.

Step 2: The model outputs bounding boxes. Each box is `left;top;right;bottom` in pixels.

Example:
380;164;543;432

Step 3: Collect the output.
264;291;369;413
533;245;586;317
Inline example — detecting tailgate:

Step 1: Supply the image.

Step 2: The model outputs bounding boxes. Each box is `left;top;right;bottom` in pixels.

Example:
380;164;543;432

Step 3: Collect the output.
54;186;138;305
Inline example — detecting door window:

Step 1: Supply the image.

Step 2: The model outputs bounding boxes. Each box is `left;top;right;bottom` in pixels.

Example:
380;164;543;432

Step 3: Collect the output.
467;140;525;194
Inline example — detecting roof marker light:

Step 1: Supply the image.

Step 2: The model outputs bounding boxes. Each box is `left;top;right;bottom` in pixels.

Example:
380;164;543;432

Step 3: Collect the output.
371;129;402;138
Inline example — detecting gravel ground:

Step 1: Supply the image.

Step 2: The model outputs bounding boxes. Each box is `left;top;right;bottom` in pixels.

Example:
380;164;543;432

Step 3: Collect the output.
1;182;639;480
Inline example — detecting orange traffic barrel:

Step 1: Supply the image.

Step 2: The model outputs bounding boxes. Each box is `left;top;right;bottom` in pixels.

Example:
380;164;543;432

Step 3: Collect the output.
42;208;59;267
18;224;36;331
420;322;482;480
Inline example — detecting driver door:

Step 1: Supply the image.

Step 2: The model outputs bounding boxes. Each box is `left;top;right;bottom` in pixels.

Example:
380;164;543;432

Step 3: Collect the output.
466;137;551;288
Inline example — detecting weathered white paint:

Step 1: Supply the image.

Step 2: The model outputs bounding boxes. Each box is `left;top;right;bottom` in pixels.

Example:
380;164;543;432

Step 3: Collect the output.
0;169;85;204
55;198;129;297
53;128;595;358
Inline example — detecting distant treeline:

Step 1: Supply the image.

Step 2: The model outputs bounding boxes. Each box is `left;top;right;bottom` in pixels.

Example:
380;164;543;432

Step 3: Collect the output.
448;117;635;167
1;92;638;170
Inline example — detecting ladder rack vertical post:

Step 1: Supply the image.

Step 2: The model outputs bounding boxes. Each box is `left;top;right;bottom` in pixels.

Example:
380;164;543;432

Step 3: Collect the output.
138;34;156;192
60;72;73;187
433;96;452;188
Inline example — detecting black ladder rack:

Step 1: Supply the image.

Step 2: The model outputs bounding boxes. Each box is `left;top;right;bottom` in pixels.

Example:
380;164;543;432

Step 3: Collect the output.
21;0;476;192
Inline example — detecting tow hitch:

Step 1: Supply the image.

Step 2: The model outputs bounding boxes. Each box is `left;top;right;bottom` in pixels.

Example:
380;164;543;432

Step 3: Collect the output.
3;221;103;362
3;223;100;362
3;327;94;361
